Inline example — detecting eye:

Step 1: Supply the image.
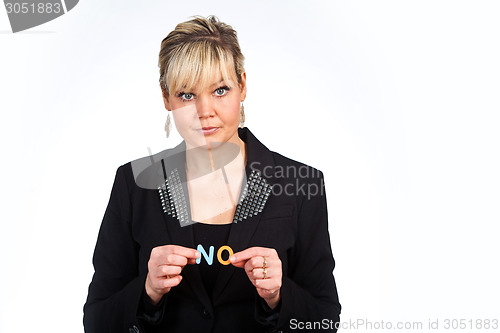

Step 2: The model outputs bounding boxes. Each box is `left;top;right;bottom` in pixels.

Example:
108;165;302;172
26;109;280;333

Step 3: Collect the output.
180;92;194;101
214;86;229;97
176;91;195;102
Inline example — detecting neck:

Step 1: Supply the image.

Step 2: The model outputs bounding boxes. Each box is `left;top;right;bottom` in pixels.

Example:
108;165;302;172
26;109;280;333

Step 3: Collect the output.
185;135;246;177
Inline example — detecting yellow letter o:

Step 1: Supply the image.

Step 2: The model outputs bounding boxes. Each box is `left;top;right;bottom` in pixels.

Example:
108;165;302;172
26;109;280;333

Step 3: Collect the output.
217;245;233;265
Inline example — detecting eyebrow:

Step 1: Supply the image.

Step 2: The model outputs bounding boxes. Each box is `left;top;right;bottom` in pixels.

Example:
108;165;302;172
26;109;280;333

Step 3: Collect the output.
209;79;227;88
176;79;230;94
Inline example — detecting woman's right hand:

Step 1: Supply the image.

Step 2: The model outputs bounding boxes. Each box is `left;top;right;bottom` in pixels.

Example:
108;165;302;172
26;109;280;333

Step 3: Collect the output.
145;245;200;305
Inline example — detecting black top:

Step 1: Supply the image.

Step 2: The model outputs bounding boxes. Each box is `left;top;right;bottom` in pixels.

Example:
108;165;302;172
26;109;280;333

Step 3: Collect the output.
192;222;232;299
84;127;340;333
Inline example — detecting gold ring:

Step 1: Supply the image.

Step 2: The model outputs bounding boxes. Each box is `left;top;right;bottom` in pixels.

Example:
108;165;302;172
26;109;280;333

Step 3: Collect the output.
262;256;267;269
263;267;267;279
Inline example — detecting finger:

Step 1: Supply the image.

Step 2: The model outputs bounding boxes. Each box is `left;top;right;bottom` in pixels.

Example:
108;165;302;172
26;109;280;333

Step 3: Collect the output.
169;245;201;259
156;265;182;277
233;256;269;269
159;275;183;289
162;254;189;267
254;278;281;290
250;266;281;280
153;245;200;260
231;259;247;268
244;257;279;273
230;247;275;264
234;252;277;269
250;268;268;280
187;258;198;265
244;258;258;274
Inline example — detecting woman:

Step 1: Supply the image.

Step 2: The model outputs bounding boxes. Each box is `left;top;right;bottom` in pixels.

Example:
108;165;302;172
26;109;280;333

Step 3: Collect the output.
84;16;340;333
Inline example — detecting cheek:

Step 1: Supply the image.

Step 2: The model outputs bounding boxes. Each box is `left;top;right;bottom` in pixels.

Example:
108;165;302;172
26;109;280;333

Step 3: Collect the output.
219;99;241;123
171;104;198;130
173;115;189;130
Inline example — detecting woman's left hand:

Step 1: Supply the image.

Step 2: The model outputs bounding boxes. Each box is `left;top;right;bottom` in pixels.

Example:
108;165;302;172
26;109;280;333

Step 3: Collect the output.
230;247;282;309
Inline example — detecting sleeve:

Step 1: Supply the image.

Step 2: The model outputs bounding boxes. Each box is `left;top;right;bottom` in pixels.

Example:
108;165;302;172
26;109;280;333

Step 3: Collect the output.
83;165;160;333
271;170;341;332
255;293;281;326
137;288;168;326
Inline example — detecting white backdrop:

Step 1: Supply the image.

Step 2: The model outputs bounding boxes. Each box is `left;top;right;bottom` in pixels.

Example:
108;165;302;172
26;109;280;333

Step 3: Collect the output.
1;1;499;332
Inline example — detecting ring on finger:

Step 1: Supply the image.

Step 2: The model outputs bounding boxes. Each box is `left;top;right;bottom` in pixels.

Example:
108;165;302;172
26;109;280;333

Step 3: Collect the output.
263;267;267;279
262;256;267;269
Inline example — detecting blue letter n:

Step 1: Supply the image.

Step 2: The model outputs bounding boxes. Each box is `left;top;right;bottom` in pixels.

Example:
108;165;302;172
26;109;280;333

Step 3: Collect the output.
196;244;214;265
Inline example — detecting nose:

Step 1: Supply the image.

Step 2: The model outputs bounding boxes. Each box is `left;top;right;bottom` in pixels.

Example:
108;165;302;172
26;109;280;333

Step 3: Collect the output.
196;94;215;119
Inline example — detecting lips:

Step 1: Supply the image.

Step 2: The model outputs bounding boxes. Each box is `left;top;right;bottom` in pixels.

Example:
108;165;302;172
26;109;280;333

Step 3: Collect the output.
197;127;220;135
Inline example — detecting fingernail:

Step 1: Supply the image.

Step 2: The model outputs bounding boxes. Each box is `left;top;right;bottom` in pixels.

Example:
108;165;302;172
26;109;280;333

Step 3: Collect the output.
229;255;235;262
195;251;200;258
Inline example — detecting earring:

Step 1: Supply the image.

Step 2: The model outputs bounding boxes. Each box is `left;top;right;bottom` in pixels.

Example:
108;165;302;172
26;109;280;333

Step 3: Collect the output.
239;103;245;128
165;113;172;138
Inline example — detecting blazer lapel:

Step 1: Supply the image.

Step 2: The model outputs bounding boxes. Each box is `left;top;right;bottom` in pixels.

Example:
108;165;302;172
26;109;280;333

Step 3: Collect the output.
212;127;276;304
155;128;276;307
163;211;213;311
156;143;213;311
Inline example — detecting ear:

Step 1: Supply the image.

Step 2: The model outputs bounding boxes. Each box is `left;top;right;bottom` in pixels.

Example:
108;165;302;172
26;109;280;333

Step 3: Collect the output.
161;87;172;111
239;72;247;101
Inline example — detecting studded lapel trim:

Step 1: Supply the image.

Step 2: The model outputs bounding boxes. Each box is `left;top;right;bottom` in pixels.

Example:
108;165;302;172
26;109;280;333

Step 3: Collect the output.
158;167;273;226
232;169;272;223
158;168;192;227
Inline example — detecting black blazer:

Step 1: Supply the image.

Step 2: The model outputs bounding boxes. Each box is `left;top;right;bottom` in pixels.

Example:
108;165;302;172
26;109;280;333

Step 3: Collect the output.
84;127;341;333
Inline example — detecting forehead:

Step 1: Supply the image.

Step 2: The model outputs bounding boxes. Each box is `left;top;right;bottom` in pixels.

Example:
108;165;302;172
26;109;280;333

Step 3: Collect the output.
166;44;238;94
173;71;235;94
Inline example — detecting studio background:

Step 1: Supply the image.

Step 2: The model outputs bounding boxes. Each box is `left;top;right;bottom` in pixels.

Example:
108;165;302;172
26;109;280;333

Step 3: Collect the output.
1;1;499;332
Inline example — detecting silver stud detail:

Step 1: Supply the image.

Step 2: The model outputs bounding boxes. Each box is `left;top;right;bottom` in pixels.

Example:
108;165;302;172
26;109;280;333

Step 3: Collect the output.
157;168;189;225
232;169;272;223
159;168;272;225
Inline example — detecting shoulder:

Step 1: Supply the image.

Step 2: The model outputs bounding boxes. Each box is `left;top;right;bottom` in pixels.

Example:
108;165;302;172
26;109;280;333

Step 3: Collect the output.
253;149;325;186
243;127;324;181
270;151;324;178
115;141;186;192
267;151;325;202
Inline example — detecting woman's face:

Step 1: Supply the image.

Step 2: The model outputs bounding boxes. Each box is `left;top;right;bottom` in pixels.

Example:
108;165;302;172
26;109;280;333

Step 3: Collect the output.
163;72;247;149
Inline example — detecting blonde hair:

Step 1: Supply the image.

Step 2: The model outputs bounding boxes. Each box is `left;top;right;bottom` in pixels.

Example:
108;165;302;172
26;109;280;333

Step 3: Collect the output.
158;16;245;96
